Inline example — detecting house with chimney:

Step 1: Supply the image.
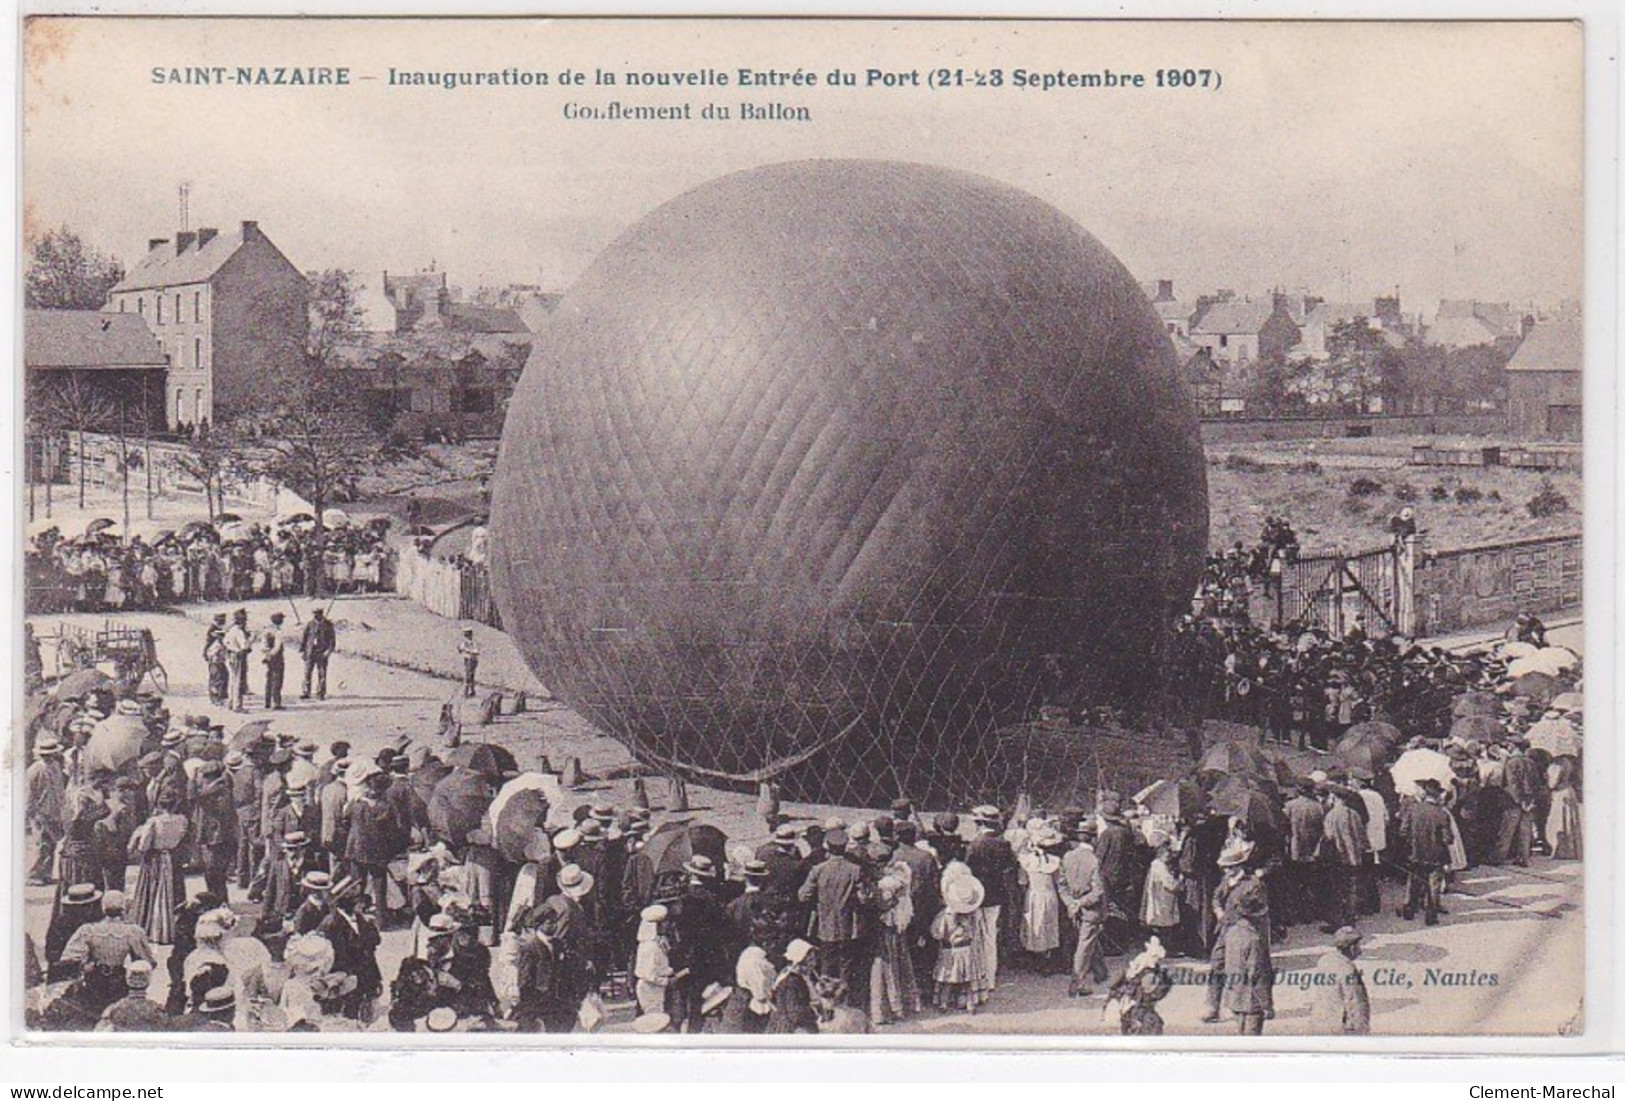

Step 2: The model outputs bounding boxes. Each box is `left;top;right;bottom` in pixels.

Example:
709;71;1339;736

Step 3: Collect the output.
1295;295;1410;360
1425;299;1527;350
104;220;307;428
1504;315;1582;440
1189;293;1302;367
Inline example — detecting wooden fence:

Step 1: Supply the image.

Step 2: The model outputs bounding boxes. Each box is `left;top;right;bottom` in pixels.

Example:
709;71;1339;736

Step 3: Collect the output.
394;547;501;627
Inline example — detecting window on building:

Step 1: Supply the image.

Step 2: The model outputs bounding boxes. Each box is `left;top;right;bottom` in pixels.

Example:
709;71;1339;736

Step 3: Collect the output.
156;296;164;324
193;292;201;322
177;392;184;424
195;389;204;423
194;338;202;372
138;297;146;316
175;293;182;321
1219;334;1229;347
119;300;127;313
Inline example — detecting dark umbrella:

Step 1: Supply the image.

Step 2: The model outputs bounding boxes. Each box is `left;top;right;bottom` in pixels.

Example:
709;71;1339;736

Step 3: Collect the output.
493;788;552;864
84;518;117;536
1332;736;1387;779
1451;692;1500;718
215;512;243;523
228;719;274;753
1136;778;1208;821
1512;672;1562;704
409;760;454;833
427;767;496;847
1198;740;1273;782
180;520;218;541
1344;720;1402;748
1207;776;1278;836
624;820;729;906
1449;714;1504;742
446;742;519;778
55;668;114;700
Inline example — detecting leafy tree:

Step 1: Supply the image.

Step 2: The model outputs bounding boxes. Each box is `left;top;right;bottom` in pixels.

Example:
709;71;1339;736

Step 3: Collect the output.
1325;317;1407;413
1243;352;1310;416
170;422;240;520
233;268;377;594
25;226;125;310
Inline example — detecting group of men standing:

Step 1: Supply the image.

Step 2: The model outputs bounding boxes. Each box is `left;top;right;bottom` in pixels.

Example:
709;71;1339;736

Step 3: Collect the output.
203;606;336;712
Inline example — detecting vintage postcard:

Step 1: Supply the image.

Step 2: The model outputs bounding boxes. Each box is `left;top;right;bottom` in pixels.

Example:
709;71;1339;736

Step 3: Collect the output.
14;16;1590;1046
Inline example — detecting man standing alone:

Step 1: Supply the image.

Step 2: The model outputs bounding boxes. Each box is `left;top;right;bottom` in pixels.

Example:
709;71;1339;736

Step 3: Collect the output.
458;627;480;699
299;607;336;700
224;609;252;713
262;612;288;711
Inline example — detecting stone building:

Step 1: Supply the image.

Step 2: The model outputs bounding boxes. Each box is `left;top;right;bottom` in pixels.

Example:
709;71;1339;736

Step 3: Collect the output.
104;220;307;428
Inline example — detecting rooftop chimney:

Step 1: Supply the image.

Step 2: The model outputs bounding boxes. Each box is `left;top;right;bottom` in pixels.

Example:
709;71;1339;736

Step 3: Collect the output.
197;227;219;248
240;220;259;241
176;231;197;254
148;237;170;252
1156;279;1175;302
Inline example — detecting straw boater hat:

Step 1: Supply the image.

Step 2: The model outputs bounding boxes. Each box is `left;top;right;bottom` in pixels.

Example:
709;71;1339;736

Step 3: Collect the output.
944;875;985;915
743;859;769;881
700;983;734;1016
301;870;333;893
200;986;236;1016
578;819;604;840
296;742;317;759
1217;838;1256;868
160;729;185;750
683;854;718;879
424;1006;459;1033
772;823;800;849
557;864;595;900
62;883;102;908
1332;926;1363;951
125;959;153;991
225;751;247;771
283;830;309;848
553;828;582;853
116;699;143;717
783;939;815;965
822;829;849;854
590;802;616;823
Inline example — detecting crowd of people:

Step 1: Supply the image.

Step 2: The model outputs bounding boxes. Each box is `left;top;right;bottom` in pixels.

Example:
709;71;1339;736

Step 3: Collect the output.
25;517;393;615
21;597;1581;1037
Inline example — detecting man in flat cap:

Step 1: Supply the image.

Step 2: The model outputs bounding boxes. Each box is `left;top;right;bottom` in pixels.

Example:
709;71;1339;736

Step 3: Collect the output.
1309;927;1371;1034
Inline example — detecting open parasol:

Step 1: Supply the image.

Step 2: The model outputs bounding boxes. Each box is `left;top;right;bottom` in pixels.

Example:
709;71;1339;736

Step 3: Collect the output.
491;787;553;864
1197;739;1273;782
1550;691;1583;713
1451;692;1501;719
1333;729;1391;778
623;820;729;907
1345;720;1402;748
427;767;496;847
1524;717;1580;759
84;710;150;773
1508;648;1579;679
228;719;274;753
1511;672;1563;704
1206;775;1278;836
446;742;519;779
55;667;114;701
84;518;117;536
1449;714;1504;743
1390;747;1455;798
1133;778;1207;822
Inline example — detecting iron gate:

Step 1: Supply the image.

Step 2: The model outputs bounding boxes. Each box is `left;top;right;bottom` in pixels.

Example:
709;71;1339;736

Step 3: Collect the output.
1273;544;1412;636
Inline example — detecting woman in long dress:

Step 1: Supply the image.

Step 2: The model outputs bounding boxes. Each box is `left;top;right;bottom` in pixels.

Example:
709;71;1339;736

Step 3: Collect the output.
868;869;920;1025
939;857;990;1006
1546;755;1582;860
128;800;188;944
1017;836;1063;967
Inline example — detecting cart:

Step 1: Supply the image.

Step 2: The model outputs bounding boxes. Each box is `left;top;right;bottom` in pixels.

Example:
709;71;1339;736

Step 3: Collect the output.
55;620;169;694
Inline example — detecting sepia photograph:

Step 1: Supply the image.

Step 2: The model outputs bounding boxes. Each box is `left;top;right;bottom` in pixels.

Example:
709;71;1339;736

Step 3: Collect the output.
13;16;1592;1046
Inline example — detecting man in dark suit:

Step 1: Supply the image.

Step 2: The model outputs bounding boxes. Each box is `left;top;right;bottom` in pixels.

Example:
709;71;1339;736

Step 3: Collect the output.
1397;779;1455;925
798;828;866;998
965;805;1016;990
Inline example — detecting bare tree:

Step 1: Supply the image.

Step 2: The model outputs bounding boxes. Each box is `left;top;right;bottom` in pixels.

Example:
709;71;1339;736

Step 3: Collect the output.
30;371;118;508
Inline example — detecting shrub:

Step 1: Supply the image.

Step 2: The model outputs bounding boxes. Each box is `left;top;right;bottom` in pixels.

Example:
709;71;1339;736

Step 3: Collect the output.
1527;479;1571;518
1394;483;1419;503
1486;490;1502;502
1341;496;1373;517
1455;485;1484;504
1429;484;1451;502
1224;454;1267;473
1348;476;1385;497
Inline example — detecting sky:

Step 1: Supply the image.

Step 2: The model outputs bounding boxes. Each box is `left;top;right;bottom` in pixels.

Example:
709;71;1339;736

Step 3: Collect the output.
23;18;1584;317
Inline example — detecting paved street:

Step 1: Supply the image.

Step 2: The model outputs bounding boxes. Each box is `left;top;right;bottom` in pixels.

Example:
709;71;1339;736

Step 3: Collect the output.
23;598;1585;1035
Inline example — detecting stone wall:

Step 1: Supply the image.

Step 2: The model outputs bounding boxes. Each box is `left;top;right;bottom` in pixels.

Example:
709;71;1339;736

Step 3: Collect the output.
1200;412;1505;445
1414;533;1582;636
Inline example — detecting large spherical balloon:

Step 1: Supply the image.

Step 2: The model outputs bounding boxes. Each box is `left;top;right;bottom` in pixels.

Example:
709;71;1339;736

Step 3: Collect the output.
491;160;1207;804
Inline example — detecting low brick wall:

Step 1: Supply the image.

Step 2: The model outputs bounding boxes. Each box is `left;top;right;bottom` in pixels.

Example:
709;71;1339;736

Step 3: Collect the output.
1200;412;1506;445
1415;533;1582;636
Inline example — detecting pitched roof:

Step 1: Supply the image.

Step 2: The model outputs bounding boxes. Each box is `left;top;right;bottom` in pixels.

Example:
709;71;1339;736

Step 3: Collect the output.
25;310;168;370
1435;299;1521;338
1191;300;1275;336
1154;300;1194;323
442;303;530;334
111;228;252;292
1425;315;1500;349
1303;300;1377;327
1506;317;1582;374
